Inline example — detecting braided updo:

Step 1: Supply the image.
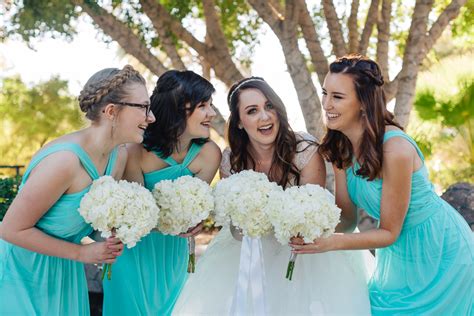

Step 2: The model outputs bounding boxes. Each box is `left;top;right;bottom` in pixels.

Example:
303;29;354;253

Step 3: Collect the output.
78;65;146;121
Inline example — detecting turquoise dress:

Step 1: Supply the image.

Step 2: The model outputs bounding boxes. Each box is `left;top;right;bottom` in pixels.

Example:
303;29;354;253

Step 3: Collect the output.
0;143;119;315
347;130;474;315
103;142;203;316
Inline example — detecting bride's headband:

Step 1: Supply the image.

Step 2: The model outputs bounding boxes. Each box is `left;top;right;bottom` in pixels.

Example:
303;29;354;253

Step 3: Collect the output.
227;77;266;104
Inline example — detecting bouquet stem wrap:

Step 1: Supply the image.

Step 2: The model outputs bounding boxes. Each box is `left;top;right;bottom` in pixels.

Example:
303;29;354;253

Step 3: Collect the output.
230;236;267;316
286;253;297;281
187;236;196;273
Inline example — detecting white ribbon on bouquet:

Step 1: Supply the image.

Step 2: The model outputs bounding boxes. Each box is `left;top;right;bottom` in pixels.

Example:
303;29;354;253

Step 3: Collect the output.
230;236;267;316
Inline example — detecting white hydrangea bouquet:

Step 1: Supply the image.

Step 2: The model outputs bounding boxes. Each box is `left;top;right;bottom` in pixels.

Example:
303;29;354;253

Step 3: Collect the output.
152;175;213;273
213;170;283;237
79;176;160;279
264;184;341;280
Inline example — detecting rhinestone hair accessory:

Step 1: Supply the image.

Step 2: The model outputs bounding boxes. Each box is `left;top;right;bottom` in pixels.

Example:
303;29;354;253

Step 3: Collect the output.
227;78;266;104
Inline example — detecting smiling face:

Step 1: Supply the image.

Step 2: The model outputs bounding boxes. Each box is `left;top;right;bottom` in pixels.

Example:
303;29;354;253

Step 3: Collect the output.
115;83;155;143
322;72;363;133
237;88;280;147
182;98;216;139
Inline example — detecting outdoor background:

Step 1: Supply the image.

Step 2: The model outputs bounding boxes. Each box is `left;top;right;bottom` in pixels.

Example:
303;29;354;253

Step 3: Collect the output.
0;1;472;232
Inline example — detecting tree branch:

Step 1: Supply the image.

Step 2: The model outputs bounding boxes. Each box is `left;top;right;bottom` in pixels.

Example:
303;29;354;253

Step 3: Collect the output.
376;0;392;80
247;0;283;31
138;0;185;70
297;0;328;84
202;0;228;45
139;0;207;56
394;0;434;127
322;0;347;56
348;0;360;53
416;0;467;64
76;0;167;76
358;0;379;55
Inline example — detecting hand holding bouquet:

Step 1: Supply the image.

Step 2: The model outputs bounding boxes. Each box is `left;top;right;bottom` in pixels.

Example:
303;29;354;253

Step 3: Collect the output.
79;176;160;279
265;184;341;280
152;175;213;273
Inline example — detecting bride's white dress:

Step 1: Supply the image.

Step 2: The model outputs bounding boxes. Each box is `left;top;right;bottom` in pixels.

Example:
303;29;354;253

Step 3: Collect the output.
173;133;375;316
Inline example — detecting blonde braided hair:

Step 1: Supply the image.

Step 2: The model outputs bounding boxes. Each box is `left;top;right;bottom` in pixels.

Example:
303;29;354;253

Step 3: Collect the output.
78;65;146;120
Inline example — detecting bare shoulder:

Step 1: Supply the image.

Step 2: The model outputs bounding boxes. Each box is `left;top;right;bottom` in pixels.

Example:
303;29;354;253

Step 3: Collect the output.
125;143;145;158
200;140;222;162
383;135;416;158
27;150;80;183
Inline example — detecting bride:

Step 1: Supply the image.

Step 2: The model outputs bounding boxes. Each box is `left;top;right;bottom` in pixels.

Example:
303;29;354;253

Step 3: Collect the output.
173;77;374;315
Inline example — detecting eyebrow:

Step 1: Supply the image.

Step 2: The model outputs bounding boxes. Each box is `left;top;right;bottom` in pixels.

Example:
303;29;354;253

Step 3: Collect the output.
322;88;346;96
244;104;258;110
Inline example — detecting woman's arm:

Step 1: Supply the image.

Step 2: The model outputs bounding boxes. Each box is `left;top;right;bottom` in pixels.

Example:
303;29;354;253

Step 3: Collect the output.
1;152;121;263
291;138;414;253
299;150;326;187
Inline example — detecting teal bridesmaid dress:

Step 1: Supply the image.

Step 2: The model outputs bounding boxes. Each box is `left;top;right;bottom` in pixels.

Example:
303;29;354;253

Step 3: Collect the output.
103;142;203;316
0;143;119;315
347;130;473;315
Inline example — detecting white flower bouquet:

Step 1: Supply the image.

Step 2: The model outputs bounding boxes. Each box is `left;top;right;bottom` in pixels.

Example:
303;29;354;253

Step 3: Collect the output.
152;175;213;273
213;170;283;238
265;184;341;280
79;176;160;279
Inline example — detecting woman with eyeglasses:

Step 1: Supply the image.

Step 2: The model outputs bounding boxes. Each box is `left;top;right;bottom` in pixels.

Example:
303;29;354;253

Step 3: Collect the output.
291;55;474;315
0;65;155;315
102;70;221;316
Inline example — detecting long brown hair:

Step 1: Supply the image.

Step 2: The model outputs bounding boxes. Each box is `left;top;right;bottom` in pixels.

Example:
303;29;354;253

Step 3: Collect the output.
318;54;402;180
227;77;304;187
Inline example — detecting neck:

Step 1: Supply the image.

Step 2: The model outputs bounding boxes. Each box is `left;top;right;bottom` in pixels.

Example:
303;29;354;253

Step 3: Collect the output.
176;134;193;154
342;124;364;157
248;141;275;164
81;124;119;159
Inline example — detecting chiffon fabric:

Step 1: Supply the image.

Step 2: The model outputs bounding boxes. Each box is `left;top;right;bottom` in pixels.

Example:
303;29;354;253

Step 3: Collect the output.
347;130;474;315
0;143;118;315
103;142;204;316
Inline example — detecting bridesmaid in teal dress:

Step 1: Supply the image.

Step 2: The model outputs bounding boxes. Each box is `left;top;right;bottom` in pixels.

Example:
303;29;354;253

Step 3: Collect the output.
291;55;473;314
103;70;221;315
0;65;155;315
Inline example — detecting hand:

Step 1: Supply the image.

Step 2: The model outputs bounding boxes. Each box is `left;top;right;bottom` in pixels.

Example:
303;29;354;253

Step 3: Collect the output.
78;236;124;264
179;222;203;238
289;234;338;254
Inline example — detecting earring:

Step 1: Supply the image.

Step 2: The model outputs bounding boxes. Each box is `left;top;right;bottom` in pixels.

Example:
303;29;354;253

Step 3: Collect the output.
238;124;243;129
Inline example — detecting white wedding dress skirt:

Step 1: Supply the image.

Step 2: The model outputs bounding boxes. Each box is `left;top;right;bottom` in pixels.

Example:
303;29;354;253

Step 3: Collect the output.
173;227;375;316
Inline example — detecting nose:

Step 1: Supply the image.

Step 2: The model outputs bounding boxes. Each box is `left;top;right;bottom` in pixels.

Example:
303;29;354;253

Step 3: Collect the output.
147;110;156;123
260;109;270;120
322;95;331;111
208;105;217;118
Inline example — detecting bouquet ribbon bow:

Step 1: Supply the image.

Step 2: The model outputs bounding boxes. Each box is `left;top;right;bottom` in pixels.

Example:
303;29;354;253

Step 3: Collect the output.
230;236;267;316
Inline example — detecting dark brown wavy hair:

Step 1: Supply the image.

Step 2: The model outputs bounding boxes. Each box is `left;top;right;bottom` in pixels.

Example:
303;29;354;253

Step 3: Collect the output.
227;77;310;187
318;54;402;180
143;70;215;157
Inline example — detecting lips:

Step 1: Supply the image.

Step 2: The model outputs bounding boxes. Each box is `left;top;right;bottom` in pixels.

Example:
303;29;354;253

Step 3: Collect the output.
201;121;211;128
326;113;340;119
257;124;274;135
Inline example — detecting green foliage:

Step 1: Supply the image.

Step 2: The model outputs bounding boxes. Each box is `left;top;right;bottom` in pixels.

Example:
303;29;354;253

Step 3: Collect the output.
4;0;79;43
411;54;474;190
0;76;84;166
0;176;21;221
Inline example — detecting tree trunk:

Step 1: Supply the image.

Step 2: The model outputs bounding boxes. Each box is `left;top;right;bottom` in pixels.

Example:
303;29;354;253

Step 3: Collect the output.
322;0;347;57
393;0;434;127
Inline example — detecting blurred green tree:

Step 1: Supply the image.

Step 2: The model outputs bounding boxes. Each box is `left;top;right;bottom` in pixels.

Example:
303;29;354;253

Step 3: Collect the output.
0;76;84;168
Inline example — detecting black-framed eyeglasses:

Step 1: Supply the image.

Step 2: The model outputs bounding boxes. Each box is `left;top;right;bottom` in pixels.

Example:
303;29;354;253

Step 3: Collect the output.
113;101;152;117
